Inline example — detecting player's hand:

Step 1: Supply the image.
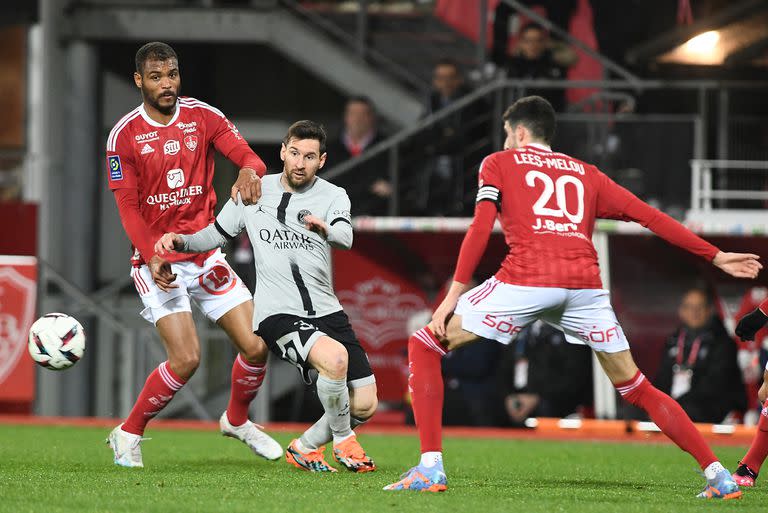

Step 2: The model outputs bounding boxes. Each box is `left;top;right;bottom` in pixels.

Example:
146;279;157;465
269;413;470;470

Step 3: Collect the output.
155;233;183;255
431;296;458;339
148;255;178;292
713;251;762;279
735;307;768;342
231;167;262;205
303;214;329;238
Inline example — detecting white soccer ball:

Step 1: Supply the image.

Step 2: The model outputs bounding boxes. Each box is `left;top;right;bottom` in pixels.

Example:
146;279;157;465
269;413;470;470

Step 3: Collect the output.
27;313;86;370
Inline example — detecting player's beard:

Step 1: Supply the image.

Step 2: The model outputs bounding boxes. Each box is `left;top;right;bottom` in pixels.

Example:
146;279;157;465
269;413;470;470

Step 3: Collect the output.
144;88;178;116
284;167;316;190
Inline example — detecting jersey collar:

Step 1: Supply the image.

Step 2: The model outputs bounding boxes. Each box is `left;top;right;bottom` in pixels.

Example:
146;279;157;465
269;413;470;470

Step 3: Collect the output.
525;143;552;152
139;100;181;128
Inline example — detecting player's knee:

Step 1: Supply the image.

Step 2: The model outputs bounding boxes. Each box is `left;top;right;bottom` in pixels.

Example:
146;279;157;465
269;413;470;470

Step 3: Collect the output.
326;346;348;379
241;337;269;365
351;394;378;421
170;352;200;380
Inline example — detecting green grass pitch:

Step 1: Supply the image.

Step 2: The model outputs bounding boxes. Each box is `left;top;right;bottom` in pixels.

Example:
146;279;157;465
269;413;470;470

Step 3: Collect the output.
1;424;766;513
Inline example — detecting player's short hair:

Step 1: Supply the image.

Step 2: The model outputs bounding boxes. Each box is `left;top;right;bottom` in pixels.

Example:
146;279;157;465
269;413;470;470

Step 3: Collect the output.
135;42;178;75
503;96;556;144
284;120;327;154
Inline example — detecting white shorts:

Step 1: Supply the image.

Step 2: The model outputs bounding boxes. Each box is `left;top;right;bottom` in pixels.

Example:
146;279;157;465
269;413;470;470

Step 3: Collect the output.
130;249;252;325
454;277;629;353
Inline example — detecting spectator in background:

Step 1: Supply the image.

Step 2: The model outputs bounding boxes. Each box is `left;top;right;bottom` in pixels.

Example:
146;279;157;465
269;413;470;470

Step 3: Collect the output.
500;23;575;112
655;286;746;423
497;321;593;426
326;96;390;215
414;58;486;216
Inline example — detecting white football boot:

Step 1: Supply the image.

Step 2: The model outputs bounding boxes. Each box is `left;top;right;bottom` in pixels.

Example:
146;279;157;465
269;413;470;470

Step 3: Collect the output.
106;424;146;468
219;412;282;461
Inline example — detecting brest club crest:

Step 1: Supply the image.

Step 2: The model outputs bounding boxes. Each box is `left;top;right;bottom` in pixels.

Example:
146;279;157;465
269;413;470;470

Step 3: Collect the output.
0;267;36;382
336;278;426;349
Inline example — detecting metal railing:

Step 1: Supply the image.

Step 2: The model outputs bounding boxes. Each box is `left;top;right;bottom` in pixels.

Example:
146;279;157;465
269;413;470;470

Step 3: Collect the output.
279;0;430;95
322;77;768;217
38;261;212;419
690;159;768;211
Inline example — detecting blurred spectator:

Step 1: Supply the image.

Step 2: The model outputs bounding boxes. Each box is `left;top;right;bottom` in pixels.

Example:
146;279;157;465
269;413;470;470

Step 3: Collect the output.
442;338;506;427
501;23;575;112
325;96;390;215
412;58;487;216
497;321;593;426
655;286;747;423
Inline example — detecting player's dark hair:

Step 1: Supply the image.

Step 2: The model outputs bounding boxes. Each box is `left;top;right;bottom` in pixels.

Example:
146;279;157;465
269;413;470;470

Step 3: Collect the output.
503;96;556;144
135;42;178;75
284;120;327;154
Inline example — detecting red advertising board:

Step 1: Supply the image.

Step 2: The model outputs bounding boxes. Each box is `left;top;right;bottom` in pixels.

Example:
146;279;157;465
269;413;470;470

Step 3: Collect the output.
0;256;37;412
333;243;429;404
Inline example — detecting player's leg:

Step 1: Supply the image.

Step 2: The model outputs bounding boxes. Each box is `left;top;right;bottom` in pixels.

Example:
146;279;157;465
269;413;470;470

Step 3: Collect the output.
559;289;740;499
734;369;768;487
188;254;281;460
108;308;199;468
284;336;350;472
215;300;281;461
299;321;379;473
387;279;547;492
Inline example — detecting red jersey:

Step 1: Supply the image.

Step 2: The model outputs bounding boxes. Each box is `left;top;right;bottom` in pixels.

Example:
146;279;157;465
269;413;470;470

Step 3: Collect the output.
455;143;719;289
106;97;265;266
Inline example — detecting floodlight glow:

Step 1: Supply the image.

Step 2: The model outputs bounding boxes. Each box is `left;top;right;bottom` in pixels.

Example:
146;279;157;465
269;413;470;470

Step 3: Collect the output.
684;31;720;54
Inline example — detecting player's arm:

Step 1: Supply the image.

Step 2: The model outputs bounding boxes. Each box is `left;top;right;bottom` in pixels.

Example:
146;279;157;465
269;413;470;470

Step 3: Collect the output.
204;108;267;205
596;171;761;279
736;298;768;342
304;191;353;249
107;140;178;291
433;157;500;337
156;198;246;254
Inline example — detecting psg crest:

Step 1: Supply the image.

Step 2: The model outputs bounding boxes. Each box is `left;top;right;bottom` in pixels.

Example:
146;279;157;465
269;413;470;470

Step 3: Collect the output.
184;135;198;152
297;209;312;224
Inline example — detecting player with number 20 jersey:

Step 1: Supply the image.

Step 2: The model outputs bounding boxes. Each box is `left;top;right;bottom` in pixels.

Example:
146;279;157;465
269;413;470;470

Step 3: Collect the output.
385;96;762;498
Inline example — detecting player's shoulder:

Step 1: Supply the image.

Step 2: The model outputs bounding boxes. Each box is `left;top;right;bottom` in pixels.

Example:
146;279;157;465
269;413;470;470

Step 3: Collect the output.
261;173;283;192
106;104;143;152
178;96;226;118
313;176;347;198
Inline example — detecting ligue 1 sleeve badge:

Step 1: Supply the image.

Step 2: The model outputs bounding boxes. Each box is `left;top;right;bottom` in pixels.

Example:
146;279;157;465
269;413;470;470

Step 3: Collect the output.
184;135;198;152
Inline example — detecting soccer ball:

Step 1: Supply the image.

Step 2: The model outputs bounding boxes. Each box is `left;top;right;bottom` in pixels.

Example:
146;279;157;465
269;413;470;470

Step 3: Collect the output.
27;313;86;370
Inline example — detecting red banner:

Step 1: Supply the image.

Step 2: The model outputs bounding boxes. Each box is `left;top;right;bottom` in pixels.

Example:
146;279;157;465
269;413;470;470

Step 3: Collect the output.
333;244;429;405
0;256;37;412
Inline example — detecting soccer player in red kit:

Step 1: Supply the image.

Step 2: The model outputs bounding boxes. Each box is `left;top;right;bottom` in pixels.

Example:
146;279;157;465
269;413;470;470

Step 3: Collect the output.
105;42;281;467
385;96;762;498
731;298;768;487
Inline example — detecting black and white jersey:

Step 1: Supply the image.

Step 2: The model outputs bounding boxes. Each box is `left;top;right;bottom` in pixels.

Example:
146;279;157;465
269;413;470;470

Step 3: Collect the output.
214;174;353;330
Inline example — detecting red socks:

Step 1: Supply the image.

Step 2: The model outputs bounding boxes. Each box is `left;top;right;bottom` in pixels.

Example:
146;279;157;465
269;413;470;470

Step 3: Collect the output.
226;354;267;426
409;327;447;453
742;400;768;473
123;361;186;436
616;371;717;469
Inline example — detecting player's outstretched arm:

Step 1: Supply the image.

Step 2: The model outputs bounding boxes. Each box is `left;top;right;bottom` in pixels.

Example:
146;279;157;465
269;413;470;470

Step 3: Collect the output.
231;167;263;206
154;232;185;255
712;251;762;279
